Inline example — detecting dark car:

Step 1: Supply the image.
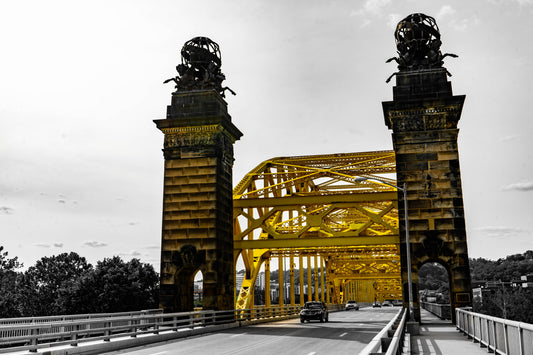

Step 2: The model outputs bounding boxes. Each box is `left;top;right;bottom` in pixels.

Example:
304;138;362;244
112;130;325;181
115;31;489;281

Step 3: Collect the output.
372;301;382;308
345;300;360;311
300;301;329;323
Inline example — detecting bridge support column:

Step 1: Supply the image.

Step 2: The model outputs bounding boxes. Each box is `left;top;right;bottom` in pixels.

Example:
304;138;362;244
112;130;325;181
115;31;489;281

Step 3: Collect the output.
289;254;295;306
320;257;325;302
299;256;304;305
265;258;271;307
155;90;242;312
278;255;284;306
383;68;473;323
314;255;319;301
307;256;312;302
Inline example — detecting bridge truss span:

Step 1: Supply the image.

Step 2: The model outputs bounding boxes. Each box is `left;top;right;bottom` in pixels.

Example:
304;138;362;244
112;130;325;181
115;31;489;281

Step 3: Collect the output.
233;151;403;309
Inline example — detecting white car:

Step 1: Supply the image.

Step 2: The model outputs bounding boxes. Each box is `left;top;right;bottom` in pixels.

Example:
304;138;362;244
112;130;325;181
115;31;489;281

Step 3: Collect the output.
345;300;360;311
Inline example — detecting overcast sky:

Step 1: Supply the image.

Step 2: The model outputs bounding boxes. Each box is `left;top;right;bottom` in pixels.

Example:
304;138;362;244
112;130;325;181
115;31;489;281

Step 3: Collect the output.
1;0;532;271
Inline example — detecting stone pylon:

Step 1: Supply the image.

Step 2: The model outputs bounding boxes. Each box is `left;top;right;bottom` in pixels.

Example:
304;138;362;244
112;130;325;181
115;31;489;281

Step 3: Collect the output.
383;68;473;323
154;37;242;312
154;90;242;312
382;14;473;323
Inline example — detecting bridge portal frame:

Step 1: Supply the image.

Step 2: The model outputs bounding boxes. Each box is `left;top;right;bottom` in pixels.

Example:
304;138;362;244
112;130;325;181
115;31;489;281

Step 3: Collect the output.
233;151;403;309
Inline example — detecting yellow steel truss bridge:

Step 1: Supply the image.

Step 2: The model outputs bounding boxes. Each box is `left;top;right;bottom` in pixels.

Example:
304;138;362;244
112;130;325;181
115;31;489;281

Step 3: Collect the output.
233;150;402;309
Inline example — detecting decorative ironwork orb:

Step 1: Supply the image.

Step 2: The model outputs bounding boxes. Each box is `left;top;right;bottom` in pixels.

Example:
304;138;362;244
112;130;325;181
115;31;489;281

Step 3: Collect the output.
386;13;458;81
394;13;441;59
164;36;235;97
181;37;222;70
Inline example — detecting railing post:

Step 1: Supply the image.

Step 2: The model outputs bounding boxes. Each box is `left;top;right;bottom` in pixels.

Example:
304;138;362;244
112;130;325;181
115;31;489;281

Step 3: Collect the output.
518;323;524;355
29;328;38;352
153;316;160;335
130;319;137;338
104;321;111;342
70;324;79;346
503;322;509;355
491;319;497;353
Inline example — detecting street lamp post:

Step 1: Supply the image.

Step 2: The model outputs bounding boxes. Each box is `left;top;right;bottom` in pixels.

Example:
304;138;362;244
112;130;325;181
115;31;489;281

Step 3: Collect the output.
355;177;414;320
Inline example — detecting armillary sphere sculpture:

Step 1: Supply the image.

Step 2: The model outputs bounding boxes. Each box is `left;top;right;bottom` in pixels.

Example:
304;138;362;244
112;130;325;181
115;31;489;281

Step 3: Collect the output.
386;13;457;82
164;36;236;97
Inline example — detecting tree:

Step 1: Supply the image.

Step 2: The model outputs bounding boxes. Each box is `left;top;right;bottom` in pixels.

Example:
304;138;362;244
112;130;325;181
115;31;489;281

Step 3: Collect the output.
67;256;159;313
22;252;93;316
0;246;22;271
0;246;23;318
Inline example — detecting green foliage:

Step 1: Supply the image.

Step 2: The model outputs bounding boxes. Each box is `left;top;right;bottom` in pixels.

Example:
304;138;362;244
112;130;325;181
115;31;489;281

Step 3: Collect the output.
0;247;159;318
470;251;533;282
60;256;159;314
471;250;533;323
418;262;448;291
22;252;93;316
0;246;22;271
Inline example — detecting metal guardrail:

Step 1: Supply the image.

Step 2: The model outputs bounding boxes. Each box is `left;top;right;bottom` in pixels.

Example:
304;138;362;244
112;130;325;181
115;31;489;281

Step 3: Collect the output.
0;305;321;353
421;301;451;319
0;309;162;342
358;307;406;355
456;308;533;355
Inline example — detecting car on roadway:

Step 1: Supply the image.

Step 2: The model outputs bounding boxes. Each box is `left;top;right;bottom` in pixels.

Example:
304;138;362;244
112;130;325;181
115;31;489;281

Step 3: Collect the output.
392;299;402;307
372;301;382;308
345;300;360;311
300;301;329;323
382;300;393;307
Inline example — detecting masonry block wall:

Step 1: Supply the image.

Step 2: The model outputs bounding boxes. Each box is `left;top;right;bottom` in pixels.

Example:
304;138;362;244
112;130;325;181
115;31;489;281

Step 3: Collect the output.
154;90;242;312
383;68;473;323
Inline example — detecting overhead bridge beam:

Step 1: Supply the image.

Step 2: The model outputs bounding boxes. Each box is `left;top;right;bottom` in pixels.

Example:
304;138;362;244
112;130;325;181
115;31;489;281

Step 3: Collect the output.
234;235;399;249
234;191;398;208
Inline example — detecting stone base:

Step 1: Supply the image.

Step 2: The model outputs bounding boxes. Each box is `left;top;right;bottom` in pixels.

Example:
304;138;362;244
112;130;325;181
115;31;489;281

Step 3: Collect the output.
406;321;420;335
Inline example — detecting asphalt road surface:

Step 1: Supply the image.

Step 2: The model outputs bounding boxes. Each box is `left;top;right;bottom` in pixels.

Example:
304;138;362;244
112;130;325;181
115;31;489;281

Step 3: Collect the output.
103;307;398;355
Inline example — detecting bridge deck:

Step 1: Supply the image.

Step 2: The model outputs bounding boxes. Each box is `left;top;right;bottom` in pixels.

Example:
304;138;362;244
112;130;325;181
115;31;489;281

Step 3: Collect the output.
413;309;488;355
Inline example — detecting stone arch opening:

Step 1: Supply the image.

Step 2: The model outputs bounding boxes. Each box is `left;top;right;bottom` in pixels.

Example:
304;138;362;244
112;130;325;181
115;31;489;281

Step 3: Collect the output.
193;269;204;309
417;260;451;322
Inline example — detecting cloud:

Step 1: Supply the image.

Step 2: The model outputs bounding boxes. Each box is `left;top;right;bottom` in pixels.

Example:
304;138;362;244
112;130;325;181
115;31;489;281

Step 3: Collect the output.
449;15;481;31
84;241;107;248
35;243;51;248
436;5;456;19
475;226;526;238
53;243;64;248
499;135;521;142
387;13;402;29
118;250;143;258
0;206;14;214
350;0;391;26
502;181;533;191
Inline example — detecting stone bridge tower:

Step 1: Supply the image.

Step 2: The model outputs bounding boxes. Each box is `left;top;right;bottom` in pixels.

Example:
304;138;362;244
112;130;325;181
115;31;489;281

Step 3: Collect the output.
154;37;242;312
382;14;472;323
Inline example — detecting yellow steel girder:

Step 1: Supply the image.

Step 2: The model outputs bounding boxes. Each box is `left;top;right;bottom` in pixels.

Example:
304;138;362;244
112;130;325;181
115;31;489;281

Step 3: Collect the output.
233;151;401;308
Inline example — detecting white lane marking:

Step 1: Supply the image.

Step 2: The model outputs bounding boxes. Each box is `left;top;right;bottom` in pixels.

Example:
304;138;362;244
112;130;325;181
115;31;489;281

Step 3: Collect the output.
151;352;167;355
339;332;348;337
306;353;316;355
230;332;247;337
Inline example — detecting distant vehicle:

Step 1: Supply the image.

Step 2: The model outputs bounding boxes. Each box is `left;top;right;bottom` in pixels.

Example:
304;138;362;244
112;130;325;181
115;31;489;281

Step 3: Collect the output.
382;300;393;307
345;300;360;311
392;300;402;307
372;301;382;308
300;301;329;323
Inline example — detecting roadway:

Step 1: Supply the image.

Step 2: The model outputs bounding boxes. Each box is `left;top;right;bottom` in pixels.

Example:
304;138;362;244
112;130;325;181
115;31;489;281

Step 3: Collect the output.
103;306;399;355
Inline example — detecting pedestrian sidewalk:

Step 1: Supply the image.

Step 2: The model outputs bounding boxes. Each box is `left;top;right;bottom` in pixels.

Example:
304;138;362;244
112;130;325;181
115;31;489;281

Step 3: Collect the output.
410;309;487;354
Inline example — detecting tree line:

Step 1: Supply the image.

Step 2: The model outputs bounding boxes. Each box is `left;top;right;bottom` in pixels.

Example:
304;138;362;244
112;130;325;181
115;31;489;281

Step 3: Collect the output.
0;247;159;318
418;250;533;323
